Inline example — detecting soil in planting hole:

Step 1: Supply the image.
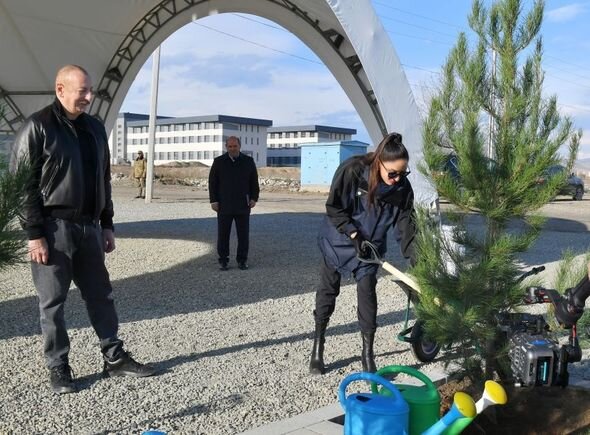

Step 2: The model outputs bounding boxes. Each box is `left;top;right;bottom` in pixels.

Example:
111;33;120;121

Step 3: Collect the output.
438;378;590;434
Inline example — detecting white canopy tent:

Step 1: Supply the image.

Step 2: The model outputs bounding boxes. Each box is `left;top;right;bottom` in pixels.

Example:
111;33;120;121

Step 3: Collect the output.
0;0;437;205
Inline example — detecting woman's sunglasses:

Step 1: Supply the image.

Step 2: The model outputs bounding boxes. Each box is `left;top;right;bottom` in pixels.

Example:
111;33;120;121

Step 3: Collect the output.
380;161;411;180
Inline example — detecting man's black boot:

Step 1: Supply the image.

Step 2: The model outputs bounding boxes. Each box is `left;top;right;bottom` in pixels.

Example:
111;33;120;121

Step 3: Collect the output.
49;364;76;394
361;332;377;373
309;320;328;375
103;351;157;378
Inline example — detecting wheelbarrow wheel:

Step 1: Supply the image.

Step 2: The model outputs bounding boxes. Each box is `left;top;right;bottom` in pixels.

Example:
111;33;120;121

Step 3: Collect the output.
410;320;441;362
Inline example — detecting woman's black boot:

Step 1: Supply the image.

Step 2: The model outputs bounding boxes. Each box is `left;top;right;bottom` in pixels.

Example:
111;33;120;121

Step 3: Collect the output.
309;321;328;375
361;332;376;373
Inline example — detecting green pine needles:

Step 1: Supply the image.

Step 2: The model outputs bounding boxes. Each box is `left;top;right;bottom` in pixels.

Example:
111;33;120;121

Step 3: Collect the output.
0;108;29;271
415;0;582;378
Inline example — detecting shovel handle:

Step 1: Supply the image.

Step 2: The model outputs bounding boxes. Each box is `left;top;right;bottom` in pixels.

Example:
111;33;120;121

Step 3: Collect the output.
381;261;421;294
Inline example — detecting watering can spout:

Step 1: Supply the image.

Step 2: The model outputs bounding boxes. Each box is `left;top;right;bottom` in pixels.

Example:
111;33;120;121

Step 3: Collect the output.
422;392;475;435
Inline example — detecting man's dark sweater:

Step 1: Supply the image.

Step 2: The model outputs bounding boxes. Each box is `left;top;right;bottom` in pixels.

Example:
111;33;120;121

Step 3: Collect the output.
73;117;97;217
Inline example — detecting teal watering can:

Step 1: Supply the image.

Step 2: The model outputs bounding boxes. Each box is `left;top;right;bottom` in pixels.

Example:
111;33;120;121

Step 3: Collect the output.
422;392;476;435
339;372;410;435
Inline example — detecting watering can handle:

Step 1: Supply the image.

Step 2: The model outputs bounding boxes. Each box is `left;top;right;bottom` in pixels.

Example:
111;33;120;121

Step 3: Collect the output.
339;372;404;409
371;365;437;394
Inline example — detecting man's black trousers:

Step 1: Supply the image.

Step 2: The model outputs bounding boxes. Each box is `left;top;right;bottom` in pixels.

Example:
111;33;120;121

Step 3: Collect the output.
31;217;123;369
217;213;250;264
314;258;378;333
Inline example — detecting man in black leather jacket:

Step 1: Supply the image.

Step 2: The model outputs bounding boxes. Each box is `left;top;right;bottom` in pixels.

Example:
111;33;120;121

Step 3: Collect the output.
13;64;155;394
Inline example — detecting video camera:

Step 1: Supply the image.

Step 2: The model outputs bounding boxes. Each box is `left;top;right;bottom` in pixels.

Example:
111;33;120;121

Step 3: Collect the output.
495;272;589;388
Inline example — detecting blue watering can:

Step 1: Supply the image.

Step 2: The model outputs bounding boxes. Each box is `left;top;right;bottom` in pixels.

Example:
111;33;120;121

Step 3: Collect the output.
339;372;410;435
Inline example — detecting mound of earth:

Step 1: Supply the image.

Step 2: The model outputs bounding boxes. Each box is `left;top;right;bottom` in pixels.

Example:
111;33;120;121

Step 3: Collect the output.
438;378;590;434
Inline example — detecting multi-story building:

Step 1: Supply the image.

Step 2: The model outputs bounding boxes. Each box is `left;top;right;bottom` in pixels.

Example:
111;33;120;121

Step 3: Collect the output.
266;125;357;167
110;114;272;167
109;112;165;165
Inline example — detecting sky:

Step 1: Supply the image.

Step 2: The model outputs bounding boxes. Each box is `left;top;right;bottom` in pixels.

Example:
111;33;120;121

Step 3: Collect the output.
120;0;590;160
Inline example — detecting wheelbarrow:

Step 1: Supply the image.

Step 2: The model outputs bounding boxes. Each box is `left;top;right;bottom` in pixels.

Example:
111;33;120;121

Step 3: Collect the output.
357;240;441;362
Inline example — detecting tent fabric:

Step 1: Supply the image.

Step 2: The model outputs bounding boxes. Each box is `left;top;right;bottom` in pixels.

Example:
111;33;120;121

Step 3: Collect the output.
327;0;435;205
0;0;437;205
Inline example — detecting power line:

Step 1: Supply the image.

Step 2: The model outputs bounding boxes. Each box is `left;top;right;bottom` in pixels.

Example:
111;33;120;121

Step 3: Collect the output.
231;13;288;32
545;55;590;73
383;27;455;46
191;21;323;65
200;13;590;97
543;62;590;83
378;12;459;39
372;0;464;30
194;20;443;77
545;72;590;91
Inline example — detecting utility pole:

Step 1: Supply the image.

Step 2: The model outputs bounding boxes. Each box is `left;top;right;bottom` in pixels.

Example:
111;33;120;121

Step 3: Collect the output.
145;45;161;203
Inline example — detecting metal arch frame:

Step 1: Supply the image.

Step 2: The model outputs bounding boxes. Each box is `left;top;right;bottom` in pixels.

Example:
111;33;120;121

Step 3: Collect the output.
90;0;387;136
0;87;26;134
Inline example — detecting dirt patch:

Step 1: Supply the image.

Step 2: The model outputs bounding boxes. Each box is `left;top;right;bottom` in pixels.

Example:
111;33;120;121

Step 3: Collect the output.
439;378;590;434
112;164;300;180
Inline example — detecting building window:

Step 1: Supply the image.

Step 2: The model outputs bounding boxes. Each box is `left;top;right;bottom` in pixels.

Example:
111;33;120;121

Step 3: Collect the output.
270;132;276;139
256;152;259;161
310;132;315;137
270;144;275;149
204;135;210;142
257;137;259;145
204;151;211;159
257;126;260;133
213;151;220;158
174;137;180;144
197;151;203;159
182;152;187;159
173;152;179;160
285;132;291;138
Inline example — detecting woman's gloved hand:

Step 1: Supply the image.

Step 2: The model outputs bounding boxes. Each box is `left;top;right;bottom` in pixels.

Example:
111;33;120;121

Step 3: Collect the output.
351;232;370;259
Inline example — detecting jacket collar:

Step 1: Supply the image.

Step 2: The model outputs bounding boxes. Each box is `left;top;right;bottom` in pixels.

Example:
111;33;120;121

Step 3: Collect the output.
51;98;89;130
225;151;241;161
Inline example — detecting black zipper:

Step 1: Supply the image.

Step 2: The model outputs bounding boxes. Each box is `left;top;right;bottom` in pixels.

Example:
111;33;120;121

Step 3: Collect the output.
41;162;61;199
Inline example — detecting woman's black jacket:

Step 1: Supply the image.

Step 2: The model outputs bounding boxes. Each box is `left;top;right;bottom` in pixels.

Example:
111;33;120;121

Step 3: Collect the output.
318;155;416;281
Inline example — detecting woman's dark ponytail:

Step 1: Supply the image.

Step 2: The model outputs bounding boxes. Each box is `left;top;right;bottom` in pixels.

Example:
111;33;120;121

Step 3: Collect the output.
365;133;408;205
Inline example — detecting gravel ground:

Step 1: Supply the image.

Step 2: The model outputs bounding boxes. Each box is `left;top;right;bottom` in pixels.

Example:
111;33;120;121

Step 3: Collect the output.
1;185;589;434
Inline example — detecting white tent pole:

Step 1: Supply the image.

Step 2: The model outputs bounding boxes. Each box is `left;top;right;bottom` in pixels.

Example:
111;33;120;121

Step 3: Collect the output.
145;45;161;203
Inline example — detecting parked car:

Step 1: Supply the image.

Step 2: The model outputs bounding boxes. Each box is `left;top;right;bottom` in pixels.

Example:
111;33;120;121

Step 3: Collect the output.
438;156;584;201
538;165;584;201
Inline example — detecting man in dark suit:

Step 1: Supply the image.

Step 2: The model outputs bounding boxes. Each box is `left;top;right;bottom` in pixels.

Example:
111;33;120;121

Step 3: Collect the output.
209;136;260;270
